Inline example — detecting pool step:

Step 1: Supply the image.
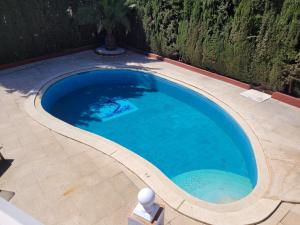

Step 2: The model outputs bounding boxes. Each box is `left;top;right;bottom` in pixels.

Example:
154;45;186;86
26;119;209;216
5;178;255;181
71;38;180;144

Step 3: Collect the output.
240;89;271;103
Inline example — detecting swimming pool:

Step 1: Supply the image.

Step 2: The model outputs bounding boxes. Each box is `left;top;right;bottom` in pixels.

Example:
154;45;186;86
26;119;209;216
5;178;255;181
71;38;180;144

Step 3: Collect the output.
42;69;257;204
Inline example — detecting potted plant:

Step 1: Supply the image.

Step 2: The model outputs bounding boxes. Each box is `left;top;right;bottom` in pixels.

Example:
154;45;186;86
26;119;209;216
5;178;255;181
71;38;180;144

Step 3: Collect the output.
76;0;131;52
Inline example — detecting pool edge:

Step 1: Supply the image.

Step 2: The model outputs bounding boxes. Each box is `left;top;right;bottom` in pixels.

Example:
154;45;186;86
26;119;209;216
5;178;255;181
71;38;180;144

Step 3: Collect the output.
24;66;279;225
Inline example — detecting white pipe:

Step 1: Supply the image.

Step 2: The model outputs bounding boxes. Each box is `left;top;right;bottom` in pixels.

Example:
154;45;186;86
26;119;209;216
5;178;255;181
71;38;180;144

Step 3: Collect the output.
0;197;43;225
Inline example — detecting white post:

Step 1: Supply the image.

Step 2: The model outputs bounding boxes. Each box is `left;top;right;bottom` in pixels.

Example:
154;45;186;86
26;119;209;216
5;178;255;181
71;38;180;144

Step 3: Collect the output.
137;188;156;216
128;188;164;225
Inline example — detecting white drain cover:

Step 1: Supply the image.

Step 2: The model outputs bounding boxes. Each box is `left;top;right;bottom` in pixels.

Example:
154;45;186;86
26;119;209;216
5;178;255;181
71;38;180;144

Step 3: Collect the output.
240;89;271;102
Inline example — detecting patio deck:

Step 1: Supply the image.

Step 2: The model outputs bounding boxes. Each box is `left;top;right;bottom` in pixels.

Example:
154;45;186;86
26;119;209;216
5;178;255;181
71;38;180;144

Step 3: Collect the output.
0;50;300;225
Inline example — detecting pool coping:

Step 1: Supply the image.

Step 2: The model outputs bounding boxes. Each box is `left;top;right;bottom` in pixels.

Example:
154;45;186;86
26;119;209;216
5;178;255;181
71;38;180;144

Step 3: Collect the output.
24;66;280;225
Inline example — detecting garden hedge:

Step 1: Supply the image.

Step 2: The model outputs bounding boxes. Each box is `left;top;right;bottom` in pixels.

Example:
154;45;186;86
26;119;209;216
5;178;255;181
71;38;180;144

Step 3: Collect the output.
127;0;300;95
0;0;100;65
0;0;299;95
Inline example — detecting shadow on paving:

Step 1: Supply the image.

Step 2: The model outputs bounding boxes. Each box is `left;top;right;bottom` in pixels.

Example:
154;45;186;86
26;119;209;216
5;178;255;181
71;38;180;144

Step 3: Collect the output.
0;159;13;177
0;50;161;97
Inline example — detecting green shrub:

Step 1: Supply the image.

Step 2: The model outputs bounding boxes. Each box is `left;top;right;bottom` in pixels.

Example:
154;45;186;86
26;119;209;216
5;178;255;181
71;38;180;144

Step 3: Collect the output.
0;0;99;64
127;0;300;93
1;0;299;94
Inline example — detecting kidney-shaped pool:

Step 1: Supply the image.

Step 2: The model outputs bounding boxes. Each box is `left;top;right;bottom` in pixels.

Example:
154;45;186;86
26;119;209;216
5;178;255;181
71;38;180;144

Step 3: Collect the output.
41;69;257;204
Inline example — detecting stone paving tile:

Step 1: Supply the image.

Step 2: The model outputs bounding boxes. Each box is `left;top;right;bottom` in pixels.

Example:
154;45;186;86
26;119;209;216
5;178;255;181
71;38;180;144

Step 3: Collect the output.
43;196;80;225
280;211;300;225
0;50;300;225
279;167;300;202
72;180;127;225
259;203;294;225
290;204;300;214
167;215;206;225
108;172;134;193
95;202;134;225
10;183;48;219
265;159;295;199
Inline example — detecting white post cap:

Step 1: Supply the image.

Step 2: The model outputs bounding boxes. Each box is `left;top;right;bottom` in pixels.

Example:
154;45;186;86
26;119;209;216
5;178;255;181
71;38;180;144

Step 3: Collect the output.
132;187;159;222
138;188;155;213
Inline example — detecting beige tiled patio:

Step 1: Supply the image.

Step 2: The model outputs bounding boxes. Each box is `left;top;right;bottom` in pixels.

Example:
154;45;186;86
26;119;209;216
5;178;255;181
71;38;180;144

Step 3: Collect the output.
0;50;300;225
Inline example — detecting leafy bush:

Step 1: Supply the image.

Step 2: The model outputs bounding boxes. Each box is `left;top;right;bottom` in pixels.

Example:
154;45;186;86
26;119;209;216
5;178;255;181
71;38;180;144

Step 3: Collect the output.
76;0;131;50
1;0;299;95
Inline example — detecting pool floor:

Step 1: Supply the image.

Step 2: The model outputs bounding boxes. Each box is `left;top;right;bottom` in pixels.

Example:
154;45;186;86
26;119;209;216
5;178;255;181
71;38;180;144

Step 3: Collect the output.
49;82;254;203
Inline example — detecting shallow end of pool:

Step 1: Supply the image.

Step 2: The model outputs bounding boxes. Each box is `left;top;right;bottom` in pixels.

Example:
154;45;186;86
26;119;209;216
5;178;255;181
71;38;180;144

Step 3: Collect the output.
172;169;254;204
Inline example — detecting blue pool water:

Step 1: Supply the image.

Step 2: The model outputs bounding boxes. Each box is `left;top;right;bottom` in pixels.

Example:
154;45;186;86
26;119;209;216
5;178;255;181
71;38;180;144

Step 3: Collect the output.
42;69;257;203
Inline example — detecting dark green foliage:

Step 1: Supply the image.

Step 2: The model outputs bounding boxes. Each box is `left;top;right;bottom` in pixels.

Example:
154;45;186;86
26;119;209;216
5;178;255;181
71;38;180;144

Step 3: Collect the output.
76;0;131;33
1;0;299;94
75;0;131;50
0;0;99;64
127;0;300;93
130;0;183;58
